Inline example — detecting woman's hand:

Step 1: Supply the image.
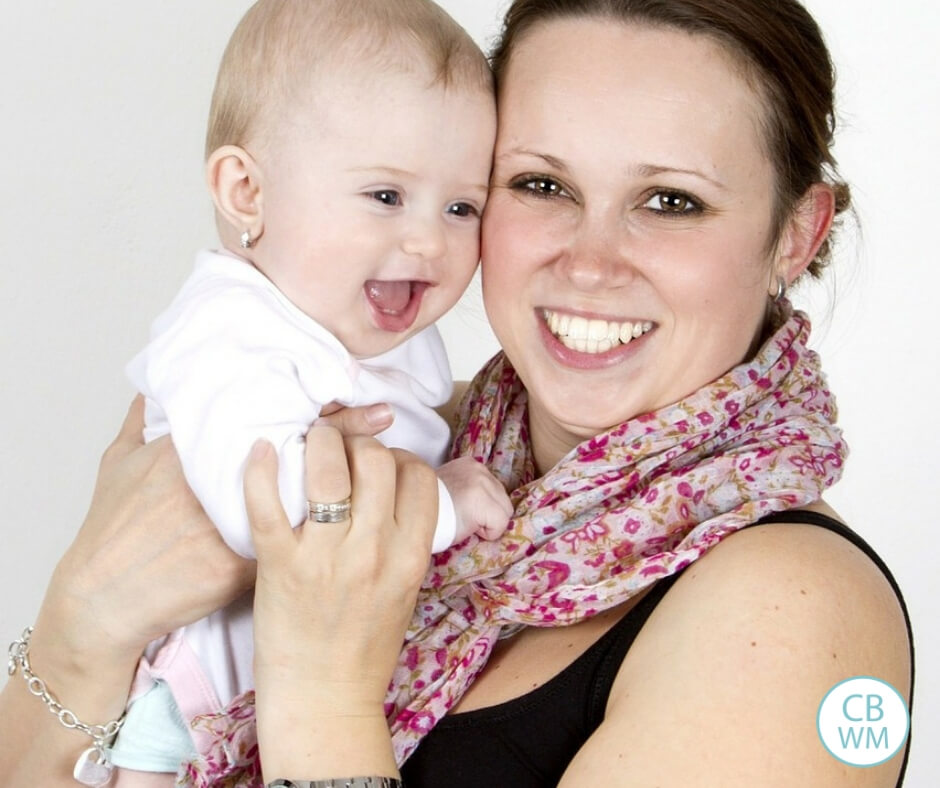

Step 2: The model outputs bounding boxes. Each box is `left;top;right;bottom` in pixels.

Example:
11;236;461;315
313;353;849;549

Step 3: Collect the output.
1;397;255;785
314;401;394;436
246;425;438;780
33;396;255;701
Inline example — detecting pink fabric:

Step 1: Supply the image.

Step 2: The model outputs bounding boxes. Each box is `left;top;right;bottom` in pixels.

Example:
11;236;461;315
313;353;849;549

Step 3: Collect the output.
131;630;223;757
177;307;845;785
176;692;260;787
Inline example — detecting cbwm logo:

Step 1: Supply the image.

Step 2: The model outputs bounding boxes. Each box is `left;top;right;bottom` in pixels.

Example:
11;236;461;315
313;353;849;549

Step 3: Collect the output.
817;676;910;767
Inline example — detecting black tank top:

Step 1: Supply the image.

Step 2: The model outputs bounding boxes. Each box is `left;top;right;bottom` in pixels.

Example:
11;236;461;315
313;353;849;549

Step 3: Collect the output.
401;512;914;786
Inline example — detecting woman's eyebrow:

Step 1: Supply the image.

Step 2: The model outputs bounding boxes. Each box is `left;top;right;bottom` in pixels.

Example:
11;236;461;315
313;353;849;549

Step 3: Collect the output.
497;150;727;191
633;163;728;191
496;148;571;174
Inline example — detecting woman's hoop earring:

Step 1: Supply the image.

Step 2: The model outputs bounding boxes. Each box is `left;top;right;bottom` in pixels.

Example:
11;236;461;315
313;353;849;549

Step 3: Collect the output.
240;229;253;249
772;276;787;303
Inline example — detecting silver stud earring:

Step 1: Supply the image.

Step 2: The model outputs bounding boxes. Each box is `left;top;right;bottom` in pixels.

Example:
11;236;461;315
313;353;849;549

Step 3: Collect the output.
240;229;253;249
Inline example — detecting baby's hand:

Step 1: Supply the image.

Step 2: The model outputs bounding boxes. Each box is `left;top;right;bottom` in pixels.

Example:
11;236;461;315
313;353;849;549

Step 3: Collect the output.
438;456;513;543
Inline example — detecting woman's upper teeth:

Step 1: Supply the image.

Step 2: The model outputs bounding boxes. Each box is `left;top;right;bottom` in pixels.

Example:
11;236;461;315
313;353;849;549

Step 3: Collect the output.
543;309;653;353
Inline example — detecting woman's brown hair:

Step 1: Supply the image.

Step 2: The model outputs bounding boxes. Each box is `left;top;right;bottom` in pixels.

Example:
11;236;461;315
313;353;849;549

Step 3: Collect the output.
490;0;850;277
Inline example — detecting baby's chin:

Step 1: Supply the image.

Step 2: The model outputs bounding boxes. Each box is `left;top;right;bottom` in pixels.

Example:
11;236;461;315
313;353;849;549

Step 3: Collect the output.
347;331;420;360
343;316;437;361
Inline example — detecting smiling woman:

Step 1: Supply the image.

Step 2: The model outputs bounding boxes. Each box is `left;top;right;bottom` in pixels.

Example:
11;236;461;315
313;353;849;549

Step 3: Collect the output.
483;15;839;470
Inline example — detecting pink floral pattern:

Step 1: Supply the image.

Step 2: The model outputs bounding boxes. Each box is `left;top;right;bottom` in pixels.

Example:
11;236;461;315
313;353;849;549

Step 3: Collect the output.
176;307;844;783
176;691;261;786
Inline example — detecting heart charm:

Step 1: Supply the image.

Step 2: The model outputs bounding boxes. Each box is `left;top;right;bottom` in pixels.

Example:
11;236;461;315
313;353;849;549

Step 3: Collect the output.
73;746;115;787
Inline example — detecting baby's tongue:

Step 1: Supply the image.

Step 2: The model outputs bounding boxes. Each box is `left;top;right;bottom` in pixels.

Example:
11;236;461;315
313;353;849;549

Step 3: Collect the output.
366;280;411;313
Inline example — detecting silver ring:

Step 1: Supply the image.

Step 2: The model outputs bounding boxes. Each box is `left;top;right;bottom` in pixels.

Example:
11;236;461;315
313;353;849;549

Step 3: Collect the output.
307;497;352;523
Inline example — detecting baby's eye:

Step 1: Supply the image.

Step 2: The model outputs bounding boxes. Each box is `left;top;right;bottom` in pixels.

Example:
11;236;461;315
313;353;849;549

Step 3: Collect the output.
511;176;570;199
370;190;402;207
643;191;702;215
446;202;479;219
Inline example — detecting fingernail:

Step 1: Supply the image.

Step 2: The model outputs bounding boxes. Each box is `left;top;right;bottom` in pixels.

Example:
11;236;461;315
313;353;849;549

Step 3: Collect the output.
365;404;393;427
249;439;273;460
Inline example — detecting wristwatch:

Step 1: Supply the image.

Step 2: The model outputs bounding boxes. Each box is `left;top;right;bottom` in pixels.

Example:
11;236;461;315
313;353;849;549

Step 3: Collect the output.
267;780;403;788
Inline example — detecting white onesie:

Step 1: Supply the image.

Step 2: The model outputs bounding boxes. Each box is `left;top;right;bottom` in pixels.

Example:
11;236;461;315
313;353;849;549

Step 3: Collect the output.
114;249;457;770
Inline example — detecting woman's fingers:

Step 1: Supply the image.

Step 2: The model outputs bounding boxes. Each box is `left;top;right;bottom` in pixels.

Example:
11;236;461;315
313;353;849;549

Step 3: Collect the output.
314;402;394;437
303;425;354;543
244;439;294;560
117;394;146;444
390;449;438;554
346;435;396;535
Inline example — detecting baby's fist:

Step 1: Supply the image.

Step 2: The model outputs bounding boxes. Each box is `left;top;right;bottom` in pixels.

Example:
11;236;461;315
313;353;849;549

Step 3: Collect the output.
438;457;513;544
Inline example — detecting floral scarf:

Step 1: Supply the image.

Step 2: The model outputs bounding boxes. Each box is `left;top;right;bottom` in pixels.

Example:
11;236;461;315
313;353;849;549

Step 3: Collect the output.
179;307;845;785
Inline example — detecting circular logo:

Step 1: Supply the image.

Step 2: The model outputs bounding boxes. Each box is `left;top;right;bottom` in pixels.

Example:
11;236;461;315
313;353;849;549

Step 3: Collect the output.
817;676;909;767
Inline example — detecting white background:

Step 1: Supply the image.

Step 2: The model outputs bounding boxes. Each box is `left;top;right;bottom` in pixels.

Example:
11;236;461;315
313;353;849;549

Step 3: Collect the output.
1;1;935;783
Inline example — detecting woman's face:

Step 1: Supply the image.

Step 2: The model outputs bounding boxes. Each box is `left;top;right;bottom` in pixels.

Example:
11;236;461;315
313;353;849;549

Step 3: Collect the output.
482;18;783;461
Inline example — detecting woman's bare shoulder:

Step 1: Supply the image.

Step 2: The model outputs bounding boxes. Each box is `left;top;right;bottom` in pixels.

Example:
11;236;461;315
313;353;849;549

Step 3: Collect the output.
560;501;911;787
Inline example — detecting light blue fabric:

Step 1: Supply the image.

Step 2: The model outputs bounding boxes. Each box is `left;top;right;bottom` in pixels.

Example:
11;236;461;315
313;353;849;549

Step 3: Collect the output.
108;680;198;773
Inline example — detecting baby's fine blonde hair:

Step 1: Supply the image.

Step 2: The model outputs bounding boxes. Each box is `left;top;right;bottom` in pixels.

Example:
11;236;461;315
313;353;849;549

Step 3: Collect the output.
206;0;492;157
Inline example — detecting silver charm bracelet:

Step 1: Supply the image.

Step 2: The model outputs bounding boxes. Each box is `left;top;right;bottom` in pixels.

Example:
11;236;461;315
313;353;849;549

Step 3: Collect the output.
7;626;126;787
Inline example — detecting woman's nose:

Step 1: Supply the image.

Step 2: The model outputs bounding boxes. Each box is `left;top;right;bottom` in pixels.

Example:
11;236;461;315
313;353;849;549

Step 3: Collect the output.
401;217;446;261
559;225;636;292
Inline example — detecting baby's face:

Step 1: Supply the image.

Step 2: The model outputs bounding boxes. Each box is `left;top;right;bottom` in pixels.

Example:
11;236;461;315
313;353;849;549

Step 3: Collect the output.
251;68;496;358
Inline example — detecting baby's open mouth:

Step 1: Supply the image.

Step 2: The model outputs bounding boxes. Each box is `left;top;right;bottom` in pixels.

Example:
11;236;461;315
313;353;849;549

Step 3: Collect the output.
365;280;430;332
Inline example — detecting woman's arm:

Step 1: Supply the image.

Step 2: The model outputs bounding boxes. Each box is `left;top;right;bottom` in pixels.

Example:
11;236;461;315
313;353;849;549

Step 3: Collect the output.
559;506;911;787
0;398;254;786
245;426;438;782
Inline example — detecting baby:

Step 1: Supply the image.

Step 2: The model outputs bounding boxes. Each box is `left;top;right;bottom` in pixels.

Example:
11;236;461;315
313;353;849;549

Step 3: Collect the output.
111;0;507;779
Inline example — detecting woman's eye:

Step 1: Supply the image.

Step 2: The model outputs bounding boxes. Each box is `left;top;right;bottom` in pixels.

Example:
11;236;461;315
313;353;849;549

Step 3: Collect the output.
512;176;569;199
370;190;401;207
446;202;479;219
643;191;701;215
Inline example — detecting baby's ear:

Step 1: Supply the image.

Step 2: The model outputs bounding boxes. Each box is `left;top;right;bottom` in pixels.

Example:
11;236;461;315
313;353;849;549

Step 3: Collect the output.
772;183;836;287
206;145;264;243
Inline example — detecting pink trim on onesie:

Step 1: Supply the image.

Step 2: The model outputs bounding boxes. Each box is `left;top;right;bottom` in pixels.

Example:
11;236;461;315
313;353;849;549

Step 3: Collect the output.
130;630;223;755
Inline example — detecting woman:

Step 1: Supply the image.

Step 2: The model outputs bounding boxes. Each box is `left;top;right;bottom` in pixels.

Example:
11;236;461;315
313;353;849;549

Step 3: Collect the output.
1;0;913;786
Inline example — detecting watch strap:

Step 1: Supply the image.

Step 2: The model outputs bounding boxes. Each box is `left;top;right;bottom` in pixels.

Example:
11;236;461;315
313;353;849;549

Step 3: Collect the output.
267;779;403;788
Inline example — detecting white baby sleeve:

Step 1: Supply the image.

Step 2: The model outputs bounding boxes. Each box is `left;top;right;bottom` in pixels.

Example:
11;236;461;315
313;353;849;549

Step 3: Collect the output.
129;286;354;558
433;477;457;552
